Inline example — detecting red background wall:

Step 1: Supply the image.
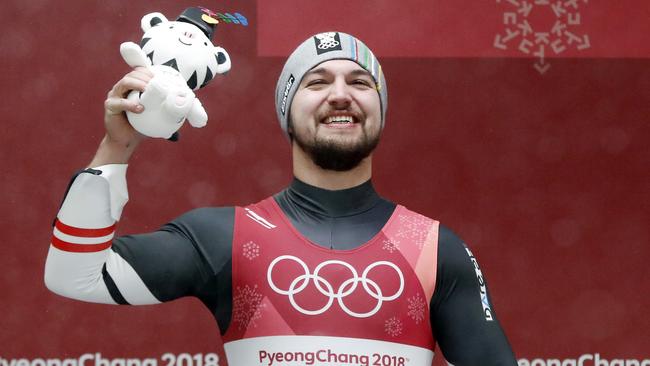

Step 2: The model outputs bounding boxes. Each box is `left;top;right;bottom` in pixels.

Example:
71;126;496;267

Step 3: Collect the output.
1;0;648;364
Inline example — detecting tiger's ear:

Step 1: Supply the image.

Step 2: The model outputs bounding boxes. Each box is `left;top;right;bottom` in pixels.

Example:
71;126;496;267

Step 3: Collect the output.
141;12;169;32
213;46;231;75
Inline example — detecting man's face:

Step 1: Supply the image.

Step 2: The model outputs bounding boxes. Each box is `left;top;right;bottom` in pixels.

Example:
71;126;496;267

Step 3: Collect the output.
289;60;382;171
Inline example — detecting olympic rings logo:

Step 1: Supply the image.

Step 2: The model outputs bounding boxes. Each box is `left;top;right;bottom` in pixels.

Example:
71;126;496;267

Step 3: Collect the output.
316;33;340;50
267;255;404;318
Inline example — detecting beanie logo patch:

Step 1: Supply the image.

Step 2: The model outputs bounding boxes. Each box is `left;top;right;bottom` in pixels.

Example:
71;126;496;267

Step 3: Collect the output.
314;32;342;54
280;74;295;116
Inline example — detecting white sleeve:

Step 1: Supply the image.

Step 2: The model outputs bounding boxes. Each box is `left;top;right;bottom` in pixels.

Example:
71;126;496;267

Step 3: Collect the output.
44;164;161;305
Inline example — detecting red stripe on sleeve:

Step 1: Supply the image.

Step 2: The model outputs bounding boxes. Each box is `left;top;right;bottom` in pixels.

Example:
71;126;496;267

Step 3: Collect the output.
51;236;112;253
55;219;116;238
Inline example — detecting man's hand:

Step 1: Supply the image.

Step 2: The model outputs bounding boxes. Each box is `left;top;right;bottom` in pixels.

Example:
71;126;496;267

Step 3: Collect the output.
104;67;153;146
89;67;153;167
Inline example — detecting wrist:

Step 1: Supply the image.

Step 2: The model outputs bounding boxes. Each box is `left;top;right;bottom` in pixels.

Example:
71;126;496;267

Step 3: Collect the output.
89;135;140;167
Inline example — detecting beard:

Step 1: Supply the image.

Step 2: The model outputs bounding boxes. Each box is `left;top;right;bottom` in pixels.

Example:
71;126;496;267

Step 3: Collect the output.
292;123;381;172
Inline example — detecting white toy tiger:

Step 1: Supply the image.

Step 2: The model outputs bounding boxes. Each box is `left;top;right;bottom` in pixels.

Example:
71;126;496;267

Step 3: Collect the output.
120;7;234;139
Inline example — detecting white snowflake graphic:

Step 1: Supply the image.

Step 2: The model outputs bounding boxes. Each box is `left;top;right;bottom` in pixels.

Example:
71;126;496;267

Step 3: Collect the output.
407;293;427;324
384;316;403;337
382;239;400;253
395;214;433;250
242;241;260;260
494;0;591;74
232;284;265;330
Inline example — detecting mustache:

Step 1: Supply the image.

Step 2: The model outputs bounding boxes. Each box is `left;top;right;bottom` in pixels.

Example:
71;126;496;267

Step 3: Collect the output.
316;108;364;123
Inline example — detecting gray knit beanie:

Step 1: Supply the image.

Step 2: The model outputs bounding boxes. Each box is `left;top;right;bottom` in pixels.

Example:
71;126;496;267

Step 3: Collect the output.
275;32;387;139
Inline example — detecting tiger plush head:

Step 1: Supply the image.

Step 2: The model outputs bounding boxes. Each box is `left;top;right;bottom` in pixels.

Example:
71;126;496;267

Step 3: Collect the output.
139;7;232;90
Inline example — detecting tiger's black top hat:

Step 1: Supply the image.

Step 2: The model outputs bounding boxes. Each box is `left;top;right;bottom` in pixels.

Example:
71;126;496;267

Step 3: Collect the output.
176;7;219;40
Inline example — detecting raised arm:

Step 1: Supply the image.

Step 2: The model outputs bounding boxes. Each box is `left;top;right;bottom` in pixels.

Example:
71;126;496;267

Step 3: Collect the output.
44;68;232;309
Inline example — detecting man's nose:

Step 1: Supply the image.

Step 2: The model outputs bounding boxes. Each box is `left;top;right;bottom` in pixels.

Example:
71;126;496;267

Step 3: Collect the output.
326;78;352;107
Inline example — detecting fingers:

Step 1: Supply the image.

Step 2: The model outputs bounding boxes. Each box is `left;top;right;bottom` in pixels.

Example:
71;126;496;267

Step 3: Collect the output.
104;96;144;115
109;69;152;98
105;67;154;114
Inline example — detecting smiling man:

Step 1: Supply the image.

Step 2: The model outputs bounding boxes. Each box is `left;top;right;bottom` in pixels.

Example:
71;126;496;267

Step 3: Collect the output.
45;31;517;366
289;60;382;174
290;61;381;179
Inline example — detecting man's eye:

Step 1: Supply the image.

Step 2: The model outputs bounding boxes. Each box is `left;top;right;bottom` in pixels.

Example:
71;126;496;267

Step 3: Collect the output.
306;79;326;87
352;79;372;87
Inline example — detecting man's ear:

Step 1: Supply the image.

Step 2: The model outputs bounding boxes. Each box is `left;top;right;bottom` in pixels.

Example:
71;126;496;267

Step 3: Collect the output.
287;116;296;142
287;116;294;133
141;12;168;32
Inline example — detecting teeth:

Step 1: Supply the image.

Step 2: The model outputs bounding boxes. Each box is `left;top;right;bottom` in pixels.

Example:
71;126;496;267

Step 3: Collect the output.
325;116;353;124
